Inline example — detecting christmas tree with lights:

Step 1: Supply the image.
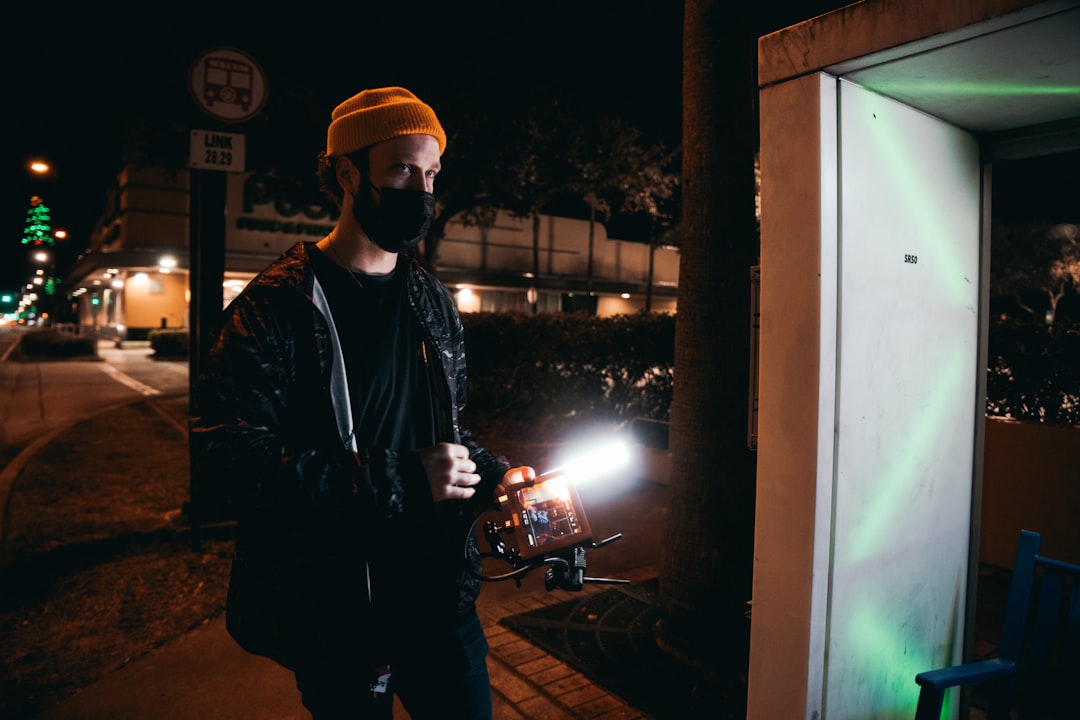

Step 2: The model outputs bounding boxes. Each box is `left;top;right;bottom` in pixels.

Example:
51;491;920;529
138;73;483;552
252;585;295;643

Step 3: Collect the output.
22;196;55;246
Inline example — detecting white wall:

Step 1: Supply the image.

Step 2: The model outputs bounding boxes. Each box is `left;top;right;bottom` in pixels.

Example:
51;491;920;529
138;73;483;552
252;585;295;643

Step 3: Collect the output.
749;73;983;720
824;79;982;718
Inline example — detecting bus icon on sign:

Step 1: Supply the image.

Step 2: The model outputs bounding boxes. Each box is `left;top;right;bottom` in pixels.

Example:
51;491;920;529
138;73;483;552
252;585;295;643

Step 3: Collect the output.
190;47;267;124
204;58;253;111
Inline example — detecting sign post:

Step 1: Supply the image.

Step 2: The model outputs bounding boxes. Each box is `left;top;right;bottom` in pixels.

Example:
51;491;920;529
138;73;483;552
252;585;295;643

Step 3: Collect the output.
186;47;266;548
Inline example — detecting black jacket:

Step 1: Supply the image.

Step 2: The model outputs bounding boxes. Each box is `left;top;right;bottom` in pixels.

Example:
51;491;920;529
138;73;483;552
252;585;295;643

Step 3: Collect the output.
190;241;509;669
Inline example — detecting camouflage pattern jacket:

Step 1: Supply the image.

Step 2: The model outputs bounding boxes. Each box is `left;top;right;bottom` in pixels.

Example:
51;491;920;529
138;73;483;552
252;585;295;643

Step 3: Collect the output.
190;240;508;669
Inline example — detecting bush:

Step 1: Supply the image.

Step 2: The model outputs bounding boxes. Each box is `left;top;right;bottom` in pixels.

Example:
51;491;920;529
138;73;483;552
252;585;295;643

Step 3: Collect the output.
462;312;675;426
18;330;97;358
148;328;189;358
987;316;1080;425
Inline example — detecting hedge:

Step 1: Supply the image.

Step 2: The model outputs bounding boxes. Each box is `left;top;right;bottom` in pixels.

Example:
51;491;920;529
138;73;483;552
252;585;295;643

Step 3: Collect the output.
148;328;189;358
18;330;98;358
461;311;675;425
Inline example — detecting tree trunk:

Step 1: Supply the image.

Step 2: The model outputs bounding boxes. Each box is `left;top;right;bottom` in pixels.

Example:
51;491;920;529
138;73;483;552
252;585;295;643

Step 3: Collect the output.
658;0;758;678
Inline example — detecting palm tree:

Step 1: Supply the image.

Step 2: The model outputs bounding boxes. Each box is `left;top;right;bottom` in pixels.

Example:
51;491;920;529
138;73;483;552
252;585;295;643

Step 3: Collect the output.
657;0;758;686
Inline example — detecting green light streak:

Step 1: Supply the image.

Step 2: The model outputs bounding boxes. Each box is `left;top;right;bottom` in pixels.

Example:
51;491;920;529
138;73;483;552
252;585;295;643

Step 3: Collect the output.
864;80;1080;98
852;95;980;310
837;89;979;563
840;590;964;716
841;342;972;563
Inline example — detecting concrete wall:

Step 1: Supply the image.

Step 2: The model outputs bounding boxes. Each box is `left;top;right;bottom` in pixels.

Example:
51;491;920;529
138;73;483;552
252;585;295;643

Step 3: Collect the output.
124;272;189;330
438;210;680;289
91;166;190;254
750;71;830;720
980;417;1080;569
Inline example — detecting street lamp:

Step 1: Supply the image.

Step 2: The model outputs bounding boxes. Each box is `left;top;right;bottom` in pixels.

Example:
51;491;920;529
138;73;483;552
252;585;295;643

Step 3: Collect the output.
29;160;55;177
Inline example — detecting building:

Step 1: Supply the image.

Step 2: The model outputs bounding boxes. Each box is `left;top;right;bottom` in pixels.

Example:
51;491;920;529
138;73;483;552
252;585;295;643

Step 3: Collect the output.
62;166;679;341
749;0;1079;718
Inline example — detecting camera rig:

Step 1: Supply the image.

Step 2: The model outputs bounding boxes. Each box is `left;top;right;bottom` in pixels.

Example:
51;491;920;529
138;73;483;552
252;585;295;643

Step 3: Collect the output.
471;471;629;592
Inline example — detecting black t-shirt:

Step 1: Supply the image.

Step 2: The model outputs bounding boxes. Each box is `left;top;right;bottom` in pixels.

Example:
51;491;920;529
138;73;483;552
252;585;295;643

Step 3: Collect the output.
311;247;437;452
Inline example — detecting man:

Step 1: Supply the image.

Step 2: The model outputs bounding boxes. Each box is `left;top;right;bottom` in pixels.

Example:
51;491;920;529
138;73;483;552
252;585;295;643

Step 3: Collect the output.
191;86;533;719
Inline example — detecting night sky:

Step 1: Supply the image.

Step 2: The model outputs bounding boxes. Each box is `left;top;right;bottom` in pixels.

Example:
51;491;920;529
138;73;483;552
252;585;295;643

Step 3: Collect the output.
0;2;846;295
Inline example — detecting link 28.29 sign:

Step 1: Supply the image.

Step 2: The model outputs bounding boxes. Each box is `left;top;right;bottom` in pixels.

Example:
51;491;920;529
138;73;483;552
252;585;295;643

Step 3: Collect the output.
190;130;246;172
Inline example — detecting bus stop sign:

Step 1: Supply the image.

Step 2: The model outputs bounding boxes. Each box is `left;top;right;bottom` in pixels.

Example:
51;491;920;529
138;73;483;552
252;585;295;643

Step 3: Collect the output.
189;47;267;124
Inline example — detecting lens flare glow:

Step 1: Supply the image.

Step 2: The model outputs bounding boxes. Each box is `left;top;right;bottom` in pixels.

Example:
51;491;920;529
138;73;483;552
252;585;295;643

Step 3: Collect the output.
543;439;632;487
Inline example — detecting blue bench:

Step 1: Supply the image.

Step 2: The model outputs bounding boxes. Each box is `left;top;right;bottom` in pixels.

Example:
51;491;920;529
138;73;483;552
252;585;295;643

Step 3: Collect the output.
914;529;1080;719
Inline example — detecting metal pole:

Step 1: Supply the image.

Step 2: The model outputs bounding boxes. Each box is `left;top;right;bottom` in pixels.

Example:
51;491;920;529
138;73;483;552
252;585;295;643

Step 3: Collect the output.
187;168;226;550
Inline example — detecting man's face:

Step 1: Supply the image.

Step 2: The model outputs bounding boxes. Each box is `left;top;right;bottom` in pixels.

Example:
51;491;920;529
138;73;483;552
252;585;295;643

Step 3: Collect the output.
363;133;442;194
344;133;441;253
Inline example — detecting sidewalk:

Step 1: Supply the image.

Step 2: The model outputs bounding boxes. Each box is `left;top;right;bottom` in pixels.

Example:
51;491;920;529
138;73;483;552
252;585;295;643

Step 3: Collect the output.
33;567;660;720
3;340;667;720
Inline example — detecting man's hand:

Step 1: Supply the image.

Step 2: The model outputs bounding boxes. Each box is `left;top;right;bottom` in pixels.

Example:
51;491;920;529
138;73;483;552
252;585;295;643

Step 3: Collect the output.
419;442;481;501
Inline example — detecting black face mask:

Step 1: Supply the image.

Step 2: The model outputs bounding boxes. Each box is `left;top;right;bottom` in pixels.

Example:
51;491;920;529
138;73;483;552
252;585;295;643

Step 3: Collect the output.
351;181;434;253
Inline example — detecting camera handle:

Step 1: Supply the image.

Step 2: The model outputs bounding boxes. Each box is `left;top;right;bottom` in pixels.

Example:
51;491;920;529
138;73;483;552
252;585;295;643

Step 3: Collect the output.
476;519;628;590
542;536;630;592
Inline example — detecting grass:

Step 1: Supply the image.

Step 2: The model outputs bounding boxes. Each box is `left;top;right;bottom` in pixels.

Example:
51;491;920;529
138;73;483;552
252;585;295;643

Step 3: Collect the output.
0;401;231;719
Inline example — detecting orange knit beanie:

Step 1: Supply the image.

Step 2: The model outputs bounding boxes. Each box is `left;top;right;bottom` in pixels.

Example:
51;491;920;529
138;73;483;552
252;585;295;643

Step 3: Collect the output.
326;86;446;156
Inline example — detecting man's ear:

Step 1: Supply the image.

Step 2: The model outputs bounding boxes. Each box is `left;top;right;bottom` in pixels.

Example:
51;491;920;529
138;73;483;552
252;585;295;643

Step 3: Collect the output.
335;156;355;192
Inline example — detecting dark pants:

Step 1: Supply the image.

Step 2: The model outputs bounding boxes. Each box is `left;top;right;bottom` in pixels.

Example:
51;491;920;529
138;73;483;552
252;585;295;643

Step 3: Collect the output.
293;610;492;720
